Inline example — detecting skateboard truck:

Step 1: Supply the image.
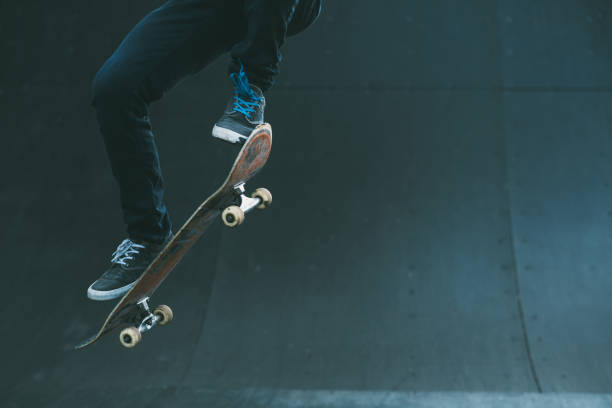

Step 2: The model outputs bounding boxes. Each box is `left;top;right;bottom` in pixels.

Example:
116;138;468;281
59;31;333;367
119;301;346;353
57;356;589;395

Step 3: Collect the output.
118;297;173;348
222;182;272;227
136;298;160;333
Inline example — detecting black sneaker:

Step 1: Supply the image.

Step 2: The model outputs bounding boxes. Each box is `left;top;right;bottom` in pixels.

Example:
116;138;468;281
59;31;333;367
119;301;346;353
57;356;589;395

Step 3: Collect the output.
212;64;265;144
87;235;171;301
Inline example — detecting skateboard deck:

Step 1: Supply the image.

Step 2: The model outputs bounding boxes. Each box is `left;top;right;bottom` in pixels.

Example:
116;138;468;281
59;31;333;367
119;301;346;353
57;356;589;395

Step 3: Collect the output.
76;123;272;349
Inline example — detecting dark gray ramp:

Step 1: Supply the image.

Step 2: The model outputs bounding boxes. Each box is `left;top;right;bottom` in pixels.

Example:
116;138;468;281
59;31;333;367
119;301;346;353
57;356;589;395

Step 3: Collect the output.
504;93;612;392
3;0;612;406
182;89;536;391
499;0;612;87
282;0;501;88
499;0;612;393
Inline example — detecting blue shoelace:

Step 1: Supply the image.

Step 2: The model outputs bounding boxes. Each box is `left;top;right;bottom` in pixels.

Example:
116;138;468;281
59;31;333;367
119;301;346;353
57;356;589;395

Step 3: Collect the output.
230;63;263;120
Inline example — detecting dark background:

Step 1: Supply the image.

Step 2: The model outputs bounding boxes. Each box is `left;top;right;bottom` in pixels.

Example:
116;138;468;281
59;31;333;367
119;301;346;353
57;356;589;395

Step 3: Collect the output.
3;0;612;407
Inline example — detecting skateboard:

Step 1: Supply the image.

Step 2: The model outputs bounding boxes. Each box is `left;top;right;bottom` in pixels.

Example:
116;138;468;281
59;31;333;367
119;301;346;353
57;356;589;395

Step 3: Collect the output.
76;123;273;349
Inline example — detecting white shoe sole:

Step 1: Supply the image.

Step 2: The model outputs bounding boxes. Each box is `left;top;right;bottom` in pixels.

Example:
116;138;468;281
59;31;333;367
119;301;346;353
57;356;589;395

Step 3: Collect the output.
212;125;249;144
87;281;136;301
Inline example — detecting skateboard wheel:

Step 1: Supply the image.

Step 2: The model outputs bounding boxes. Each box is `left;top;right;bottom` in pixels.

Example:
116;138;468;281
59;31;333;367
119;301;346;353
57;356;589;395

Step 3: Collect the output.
154;304;173;326
251;188;272;209
222;205;244;227
119;327;141;348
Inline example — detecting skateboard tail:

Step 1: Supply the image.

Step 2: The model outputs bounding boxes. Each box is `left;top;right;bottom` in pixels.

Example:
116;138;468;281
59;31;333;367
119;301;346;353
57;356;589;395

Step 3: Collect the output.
75;335;97;350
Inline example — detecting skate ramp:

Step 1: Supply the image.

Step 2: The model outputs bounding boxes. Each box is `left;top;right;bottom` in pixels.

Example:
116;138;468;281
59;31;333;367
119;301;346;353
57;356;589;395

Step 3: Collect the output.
3;1;612;407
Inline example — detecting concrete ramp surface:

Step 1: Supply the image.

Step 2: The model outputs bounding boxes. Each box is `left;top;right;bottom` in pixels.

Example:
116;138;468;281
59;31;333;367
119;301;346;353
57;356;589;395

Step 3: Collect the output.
2;1;612;407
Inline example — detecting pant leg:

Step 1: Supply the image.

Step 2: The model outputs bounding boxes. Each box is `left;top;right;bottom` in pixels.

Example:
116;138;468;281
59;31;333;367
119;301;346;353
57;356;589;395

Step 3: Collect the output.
228;0;322;91
92;0;242;244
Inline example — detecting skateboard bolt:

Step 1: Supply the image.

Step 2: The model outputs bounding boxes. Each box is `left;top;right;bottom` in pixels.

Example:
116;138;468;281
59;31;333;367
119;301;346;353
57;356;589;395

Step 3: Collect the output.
226;214;235;223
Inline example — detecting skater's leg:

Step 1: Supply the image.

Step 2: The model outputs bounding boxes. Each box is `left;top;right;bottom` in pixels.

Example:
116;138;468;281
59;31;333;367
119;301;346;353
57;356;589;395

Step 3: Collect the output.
88;0;246;300
212;0;321;144
91;0;241;244
228;0;322;91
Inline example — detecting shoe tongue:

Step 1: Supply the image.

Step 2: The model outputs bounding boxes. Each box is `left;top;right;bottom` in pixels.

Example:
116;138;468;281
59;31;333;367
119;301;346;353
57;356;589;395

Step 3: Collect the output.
232;70;258;98
128;237;148;247
249;84;263;98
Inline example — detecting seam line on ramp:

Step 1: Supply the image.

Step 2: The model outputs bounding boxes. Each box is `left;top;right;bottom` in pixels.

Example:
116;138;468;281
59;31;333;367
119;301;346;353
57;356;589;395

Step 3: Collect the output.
495;0;542;392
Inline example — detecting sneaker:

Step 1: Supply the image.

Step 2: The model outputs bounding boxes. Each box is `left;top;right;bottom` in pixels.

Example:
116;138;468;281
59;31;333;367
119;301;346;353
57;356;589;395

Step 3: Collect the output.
212;63;265;144
87;235;171;301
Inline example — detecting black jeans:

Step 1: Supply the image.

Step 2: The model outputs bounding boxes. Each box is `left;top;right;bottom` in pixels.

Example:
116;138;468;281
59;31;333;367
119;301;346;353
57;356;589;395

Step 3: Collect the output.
91;0;321;244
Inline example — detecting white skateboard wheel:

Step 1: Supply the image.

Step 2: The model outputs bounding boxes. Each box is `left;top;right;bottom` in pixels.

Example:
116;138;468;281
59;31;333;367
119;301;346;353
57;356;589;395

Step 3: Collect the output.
222;205;245;227
119;327;141;348
251;188;272;209
153;305;173;326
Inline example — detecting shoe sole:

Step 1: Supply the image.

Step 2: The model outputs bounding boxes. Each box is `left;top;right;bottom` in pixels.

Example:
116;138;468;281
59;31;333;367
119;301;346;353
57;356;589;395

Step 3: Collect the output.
87;281;136;301
212;125;249;144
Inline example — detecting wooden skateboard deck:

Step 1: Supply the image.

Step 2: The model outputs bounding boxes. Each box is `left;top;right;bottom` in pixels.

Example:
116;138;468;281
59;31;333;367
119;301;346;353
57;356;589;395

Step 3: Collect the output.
76;123;272;349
